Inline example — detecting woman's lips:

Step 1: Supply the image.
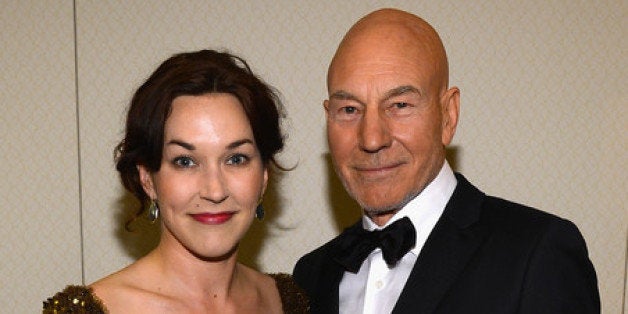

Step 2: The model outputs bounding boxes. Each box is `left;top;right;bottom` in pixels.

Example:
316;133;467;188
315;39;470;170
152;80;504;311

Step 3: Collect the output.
190;212;235;225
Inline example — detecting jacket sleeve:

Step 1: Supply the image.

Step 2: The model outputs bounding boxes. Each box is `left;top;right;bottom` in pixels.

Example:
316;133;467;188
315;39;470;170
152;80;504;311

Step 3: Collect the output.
518;218;600;314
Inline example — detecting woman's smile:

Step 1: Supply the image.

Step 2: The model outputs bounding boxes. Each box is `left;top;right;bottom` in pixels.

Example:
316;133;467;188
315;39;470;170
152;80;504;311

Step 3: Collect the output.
189;211;237;225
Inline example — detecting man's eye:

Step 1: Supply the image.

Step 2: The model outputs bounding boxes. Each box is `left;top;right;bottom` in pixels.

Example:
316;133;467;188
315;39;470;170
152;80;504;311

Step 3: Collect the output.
329;103;361;122
227;154;249;165
173;156;196;168
386;102;415;117
342;106;358;114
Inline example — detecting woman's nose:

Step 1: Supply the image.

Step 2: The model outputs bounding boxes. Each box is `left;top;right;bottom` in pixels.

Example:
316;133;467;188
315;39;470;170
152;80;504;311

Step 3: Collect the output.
199;166;228;203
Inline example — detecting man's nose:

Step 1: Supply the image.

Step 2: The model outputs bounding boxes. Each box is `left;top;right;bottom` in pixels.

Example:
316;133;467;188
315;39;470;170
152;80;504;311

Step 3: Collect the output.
200;166;228;203
358;107;392;153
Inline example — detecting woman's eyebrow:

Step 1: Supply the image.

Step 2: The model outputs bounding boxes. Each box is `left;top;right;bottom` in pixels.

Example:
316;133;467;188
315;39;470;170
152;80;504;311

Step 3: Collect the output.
227;138;254;150
167;139;195;150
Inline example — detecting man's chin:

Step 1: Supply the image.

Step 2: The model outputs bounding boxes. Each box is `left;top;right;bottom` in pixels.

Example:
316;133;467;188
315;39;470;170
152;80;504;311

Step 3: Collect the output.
361;199;402;215
363;206;398;217
358;191;418;216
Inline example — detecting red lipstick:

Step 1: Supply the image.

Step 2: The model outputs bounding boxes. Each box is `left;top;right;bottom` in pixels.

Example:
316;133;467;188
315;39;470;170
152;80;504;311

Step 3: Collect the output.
190;212;235;225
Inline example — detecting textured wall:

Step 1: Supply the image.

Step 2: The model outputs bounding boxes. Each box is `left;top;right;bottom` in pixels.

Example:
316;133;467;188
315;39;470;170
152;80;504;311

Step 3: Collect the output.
0;0;82;310
2;1;625;312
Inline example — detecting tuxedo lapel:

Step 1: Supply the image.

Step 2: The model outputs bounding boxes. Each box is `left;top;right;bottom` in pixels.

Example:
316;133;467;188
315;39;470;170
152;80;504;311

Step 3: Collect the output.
314;255;344;312
308;228;361;313
393;174;488;314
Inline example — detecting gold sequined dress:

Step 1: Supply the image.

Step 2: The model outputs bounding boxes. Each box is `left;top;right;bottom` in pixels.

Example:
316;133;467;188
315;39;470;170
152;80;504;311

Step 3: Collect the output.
43;273;309;313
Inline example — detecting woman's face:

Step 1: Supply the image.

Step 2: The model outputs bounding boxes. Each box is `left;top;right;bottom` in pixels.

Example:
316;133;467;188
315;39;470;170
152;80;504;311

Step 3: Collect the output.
139;93;267;260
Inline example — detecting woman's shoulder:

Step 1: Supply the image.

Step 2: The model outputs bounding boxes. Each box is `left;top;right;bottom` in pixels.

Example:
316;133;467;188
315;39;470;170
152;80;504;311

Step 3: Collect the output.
45;261;150;313
43;285;107;313
268;273;310;314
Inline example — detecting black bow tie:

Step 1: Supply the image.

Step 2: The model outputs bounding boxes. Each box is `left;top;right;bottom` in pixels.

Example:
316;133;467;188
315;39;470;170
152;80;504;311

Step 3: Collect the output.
333;216;416;273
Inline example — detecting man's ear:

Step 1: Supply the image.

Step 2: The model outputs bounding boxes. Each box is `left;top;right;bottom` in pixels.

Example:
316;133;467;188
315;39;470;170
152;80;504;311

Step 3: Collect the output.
137;165;157;200
441;86;460;146
323;100;330;119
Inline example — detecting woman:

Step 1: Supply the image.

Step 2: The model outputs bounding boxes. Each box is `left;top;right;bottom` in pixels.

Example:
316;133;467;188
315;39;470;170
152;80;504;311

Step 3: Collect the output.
43;50;308;313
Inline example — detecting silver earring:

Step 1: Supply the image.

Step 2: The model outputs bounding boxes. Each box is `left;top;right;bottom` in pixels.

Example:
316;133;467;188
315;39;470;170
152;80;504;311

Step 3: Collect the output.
147;200;160;223
255;203;264;220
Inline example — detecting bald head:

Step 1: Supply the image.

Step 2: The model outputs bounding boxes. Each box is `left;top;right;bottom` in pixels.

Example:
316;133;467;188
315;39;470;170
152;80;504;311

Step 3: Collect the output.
328;8;449;94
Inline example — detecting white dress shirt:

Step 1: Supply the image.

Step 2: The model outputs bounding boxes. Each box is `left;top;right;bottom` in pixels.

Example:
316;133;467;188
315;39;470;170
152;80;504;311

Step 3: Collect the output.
338;162;458;314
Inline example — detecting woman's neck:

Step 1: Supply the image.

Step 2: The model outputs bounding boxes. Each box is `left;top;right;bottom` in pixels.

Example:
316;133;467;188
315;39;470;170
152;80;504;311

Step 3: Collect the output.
149;235;243;303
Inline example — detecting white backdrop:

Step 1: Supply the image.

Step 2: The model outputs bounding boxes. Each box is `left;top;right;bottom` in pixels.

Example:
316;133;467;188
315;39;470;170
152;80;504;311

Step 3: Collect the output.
1;1;625;312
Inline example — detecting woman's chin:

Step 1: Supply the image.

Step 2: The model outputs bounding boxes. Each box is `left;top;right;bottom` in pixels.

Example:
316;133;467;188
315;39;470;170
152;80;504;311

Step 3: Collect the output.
189;243;239;262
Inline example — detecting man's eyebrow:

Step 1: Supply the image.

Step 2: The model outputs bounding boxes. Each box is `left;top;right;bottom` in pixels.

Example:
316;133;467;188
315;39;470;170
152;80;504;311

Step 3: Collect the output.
329;85;421;104
167;139;195;150
382;85;421;101
329;90;360;102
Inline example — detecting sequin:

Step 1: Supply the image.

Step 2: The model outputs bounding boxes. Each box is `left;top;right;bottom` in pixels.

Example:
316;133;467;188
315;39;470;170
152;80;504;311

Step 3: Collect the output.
270;273;310;314
42;285;106;314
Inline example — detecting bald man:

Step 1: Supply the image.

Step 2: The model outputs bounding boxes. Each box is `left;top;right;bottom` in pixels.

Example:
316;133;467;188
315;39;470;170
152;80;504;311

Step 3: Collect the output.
293;8;599;314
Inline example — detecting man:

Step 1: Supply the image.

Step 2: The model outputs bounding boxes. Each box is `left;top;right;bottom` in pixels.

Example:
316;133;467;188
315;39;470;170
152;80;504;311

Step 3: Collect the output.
293;8;599;314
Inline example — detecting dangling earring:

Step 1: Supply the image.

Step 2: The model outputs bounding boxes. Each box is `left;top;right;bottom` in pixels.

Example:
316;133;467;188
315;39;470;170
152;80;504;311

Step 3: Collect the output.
147;200;160;223
255;201;264;220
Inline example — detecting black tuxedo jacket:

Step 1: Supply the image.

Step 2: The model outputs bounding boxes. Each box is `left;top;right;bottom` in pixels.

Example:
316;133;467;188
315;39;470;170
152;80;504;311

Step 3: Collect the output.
293;174;599;313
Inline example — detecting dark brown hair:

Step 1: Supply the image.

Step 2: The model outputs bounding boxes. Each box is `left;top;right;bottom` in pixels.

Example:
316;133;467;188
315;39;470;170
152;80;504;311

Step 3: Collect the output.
115;49;285;226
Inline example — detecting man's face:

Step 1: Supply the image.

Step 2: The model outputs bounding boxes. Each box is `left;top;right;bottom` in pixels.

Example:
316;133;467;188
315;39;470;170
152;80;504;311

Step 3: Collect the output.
325;34;457;222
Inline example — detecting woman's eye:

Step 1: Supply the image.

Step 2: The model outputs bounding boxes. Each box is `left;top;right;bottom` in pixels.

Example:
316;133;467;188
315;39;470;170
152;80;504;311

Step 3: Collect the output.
226;154;249;165
173;156;196;168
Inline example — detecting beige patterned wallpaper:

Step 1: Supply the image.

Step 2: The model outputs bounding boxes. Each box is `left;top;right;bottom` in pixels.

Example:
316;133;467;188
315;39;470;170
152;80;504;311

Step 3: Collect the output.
1;1;625;312
1;0;83;310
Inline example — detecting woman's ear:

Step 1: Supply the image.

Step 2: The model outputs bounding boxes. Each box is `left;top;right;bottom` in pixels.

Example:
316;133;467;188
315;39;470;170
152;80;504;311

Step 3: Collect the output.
261;167;269;197
137;165;157;200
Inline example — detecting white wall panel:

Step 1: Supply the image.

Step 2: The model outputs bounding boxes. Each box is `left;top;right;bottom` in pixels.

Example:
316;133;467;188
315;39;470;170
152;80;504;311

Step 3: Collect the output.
0;1;80;312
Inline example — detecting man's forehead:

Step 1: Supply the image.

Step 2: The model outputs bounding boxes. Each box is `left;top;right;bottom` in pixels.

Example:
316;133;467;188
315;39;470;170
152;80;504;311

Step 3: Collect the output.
328;56;436;92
